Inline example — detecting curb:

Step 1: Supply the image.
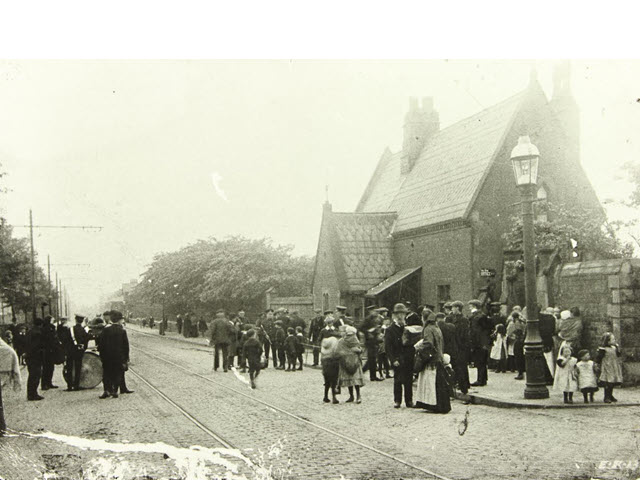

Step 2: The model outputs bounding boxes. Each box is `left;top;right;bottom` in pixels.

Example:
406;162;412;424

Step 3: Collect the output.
457;391;640;409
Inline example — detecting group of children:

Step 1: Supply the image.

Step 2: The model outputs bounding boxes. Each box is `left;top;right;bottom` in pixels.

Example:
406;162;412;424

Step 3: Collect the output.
239;324;307;389
554;332;623;404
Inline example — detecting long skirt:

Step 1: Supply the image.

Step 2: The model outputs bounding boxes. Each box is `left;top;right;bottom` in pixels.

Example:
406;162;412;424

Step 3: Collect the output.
338;358;364;388
415;363;451;414
322;357;339;388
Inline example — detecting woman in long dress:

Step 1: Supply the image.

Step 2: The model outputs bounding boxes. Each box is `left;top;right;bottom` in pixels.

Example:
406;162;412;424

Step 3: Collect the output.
415;310;451;414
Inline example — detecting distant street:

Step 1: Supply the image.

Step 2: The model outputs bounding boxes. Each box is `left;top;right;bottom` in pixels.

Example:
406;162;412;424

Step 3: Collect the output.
2;328;639;480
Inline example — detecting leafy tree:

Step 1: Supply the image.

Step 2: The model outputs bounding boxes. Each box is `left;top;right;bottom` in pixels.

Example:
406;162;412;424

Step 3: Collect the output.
503;203;633;260
128;236;314;316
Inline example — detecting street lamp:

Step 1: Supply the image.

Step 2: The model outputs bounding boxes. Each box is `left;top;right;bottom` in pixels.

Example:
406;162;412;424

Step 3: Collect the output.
161;291;166;323
510;135;549;399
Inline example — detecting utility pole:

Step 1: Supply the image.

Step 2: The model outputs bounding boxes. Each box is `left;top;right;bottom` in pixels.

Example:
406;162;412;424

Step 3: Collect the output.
55;273;59;318
29;209;36;323
47;255;52;317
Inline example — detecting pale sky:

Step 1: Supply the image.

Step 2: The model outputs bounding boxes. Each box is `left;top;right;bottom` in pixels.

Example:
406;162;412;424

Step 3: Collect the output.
1;60;639;313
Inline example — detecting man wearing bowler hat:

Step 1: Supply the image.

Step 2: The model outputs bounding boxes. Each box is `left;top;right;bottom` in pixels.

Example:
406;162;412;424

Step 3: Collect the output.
385;303;414;408
468;299;492;387
450;301;471;394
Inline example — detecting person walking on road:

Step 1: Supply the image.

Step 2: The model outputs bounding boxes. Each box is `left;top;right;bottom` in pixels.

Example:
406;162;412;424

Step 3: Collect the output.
385;303;414;409
209;310;234;372
242;329;263;389
256;309;276;368
97;310;130;399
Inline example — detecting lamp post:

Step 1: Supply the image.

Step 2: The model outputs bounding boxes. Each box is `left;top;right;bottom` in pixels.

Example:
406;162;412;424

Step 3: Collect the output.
161;291;166;322
510;135;549;400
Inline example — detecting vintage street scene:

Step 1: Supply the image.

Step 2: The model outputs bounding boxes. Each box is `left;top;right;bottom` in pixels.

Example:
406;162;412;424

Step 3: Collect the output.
1;60;640;480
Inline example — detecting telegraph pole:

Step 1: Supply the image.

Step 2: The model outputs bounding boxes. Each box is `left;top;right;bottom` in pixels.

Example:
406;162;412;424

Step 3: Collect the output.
47;255;52;317
55;273;60;318
29;209;37;323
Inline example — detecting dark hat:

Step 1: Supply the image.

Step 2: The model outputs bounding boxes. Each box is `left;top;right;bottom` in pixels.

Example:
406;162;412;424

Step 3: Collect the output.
335;305;347;311
577;349;590;359
275;320;283;325
443;302;453;309
275;307;286;313
423;303;435;311
377;307;389;313
265;308;274;313
468;299;482;308
452;300;465;309
314;308;322;313
74;315;85;322
392;303;408;314
110;310;124;321
102;310;112;317
435;312;446;319
323;310;333;315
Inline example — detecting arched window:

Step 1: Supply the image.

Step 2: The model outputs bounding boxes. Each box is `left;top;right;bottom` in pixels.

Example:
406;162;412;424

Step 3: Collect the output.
536;185;548;222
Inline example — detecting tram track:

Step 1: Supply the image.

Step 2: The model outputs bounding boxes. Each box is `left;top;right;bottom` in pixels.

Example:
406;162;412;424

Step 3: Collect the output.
128;332;454;480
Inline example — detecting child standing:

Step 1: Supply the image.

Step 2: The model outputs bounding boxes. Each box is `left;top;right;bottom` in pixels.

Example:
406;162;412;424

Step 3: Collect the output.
490;324;508;373
575;349;598;403
295;326;306;370
242;329;263;389
377;318;391;379
321;334;340;403
596;332;623;403
274;320;286;370
336;326;364;403
553;344;578;403
284;327;298;371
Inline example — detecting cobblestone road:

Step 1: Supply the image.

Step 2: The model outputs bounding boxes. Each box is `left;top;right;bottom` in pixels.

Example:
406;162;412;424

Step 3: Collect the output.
3;328;640;480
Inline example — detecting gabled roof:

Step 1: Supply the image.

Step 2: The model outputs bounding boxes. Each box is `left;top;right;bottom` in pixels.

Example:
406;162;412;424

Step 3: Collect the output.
356;90;526;232
330;212;397;292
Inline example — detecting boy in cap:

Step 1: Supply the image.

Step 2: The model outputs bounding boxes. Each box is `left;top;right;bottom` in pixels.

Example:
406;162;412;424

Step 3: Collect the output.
242;329;263;389
274;320;286;370
283;327;298;371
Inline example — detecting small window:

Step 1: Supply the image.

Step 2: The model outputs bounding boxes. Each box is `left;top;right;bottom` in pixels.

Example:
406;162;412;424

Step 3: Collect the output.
536;185;548;222
437;285;451;312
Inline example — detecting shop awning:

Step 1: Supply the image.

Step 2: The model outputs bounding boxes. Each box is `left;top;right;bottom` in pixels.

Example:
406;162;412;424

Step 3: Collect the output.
365;267;421;297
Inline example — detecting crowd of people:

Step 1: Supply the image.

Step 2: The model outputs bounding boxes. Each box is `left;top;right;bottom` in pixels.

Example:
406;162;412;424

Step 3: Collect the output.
0;310;133;401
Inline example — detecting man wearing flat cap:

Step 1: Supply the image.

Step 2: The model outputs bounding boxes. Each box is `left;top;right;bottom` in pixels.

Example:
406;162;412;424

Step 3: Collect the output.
210;309;235;372
384;303;415;408
450;301;470;394
468;299;492;387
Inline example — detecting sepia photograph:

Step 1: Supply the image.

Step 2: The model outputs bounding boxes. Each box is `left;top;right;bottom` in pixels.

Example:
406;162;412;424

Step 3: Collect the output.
0;9;639;479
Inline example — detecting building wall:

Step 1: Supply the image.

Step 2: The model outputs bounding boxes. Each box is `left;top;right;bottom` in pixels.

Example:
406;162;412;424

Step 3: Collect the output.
470;86;603;301
268;296;315;321
555;259;640;385
394;225;473;309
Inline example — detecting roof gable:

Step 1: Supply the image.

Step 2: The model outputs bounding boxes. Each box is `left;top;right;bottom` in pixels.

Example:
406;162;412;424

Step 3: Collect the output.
330;212;397;292
357;91;525;232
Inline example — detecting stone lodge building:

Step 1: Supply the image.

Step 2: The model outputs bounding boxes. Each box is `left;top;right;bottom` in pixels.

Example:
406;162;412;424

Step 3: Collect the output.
312;66;603;318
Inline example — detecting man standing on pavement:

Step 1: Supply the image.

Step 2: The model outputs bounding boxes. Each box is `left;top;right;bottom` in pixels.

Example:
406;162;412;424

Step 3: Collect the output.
385;303;414;408
309;309;324;366
436;312;458;364
468;299;492;387
57;317;75;391
69;315;90;391
449;301;470;394
25;318;45;401
209;309;234;372
98;310;130;399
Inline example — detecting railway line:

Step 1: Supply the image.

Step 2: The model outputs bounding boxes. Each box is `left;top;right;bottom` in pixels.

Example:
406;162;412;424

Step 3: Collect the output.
128;329;454;480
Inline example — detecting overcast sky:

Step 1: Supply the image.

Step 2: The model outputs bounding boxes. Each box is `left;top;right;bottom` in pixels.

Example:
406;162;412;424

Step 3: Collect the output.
1;60;639;313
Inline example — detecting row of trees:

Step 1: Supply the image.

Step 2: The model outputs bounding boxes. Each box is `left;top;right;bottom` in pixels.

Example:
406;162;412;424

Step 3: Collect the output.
126;236;314;318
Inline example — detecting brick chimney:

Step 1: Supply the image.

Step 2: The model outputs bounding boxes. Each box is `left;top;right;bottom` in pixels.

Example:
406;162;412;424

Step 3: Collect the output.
549;61;580;163
401;97;439;174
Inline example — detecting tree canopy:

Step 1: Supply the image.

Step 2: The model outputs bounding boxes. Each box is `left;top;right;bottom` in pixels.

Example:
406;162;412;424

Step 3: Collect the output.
503;203;633;260
127;236;314;317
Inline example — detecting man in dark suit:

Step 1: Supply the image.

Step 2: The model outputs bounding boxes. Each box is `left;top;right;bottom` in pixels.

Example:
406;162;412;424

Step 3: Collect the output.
308;309;324;366
436;312;458;360
25;318;45;401
98;310;130;398
360;306;383;381
449;301;470;394
57;317;75;391
385;303;414;408
209;309;234;372
469;299;492;387
41;315;59;390
256;309;276;368
70;315;91;390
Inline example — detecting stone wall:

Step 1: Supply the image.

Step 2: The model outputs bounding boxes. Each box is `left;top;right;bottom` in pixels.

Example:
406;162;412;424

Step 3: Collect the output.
555;258;640;384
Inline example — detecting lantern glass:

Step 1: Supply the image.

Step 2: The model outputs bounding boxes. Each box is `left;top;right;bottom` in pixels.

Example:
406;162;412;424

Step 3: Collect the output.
512;156;539;186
